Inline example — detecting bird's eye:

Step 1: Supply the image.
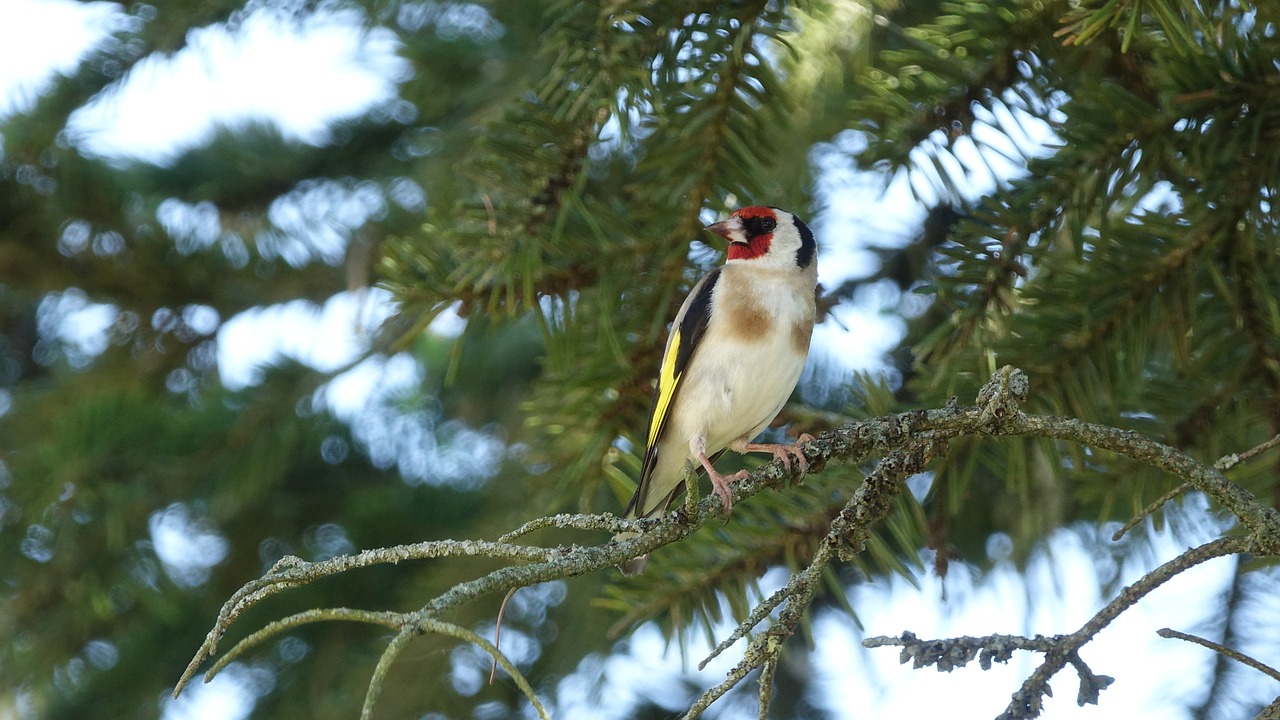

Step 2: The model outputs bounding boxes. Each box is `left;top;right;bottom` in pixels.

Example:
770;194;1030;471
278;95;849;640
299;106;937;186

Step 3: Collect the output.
742;214;777;237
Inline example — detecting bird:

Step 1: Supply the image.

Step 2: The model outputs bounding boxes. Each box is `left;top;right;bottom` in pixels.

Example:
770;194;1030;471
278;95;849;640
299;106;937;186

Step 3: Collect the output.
617;206;818;575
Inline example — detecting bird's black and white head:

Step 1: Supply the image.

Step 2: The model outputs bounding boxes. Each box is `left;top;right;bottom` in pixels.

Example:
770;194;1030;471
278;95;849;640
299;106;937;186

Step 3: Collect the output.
704;206;816;271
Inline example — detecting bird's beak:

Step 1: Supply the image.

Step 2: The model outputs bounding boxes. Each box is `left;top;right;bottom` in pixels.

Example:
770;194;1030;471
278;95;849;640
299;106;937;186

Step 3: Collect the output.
704;216;747;244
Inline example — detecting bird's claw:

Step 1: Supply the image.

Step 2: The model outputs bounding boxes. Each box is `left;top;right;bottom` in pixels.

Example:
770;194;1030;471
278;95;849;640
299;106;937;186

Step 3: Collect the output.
708;469;750;515
740;434;814;480
768;445;806;475
790;433;815;480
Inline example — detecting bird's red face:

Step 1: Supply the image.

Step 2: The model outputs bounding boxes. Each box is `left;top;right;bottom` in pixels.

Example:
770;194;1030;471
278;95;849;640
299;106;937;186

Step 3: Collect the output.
705;206;778;261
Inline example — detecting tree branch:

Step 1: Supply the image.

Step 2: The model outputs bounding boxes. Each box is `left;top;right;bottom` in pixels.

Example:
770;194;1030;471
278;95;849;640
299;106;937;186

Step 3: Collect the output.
684;437;945;718
1111;481;1193;540
1215;433;1280;472
1255;697;1280;720
1158;627;1280;683
864;536;1248;719
176;367;1280;719
999;536;1250;719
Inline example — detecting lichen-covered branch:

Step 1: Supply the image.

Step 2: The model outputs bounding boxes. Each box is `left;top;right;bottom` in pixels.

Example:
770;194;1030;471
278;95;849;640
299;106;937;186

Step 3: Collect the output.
175;368;1280;719
684;437;944;719
861;537;1251;718
863;631;1066;672
998;535;1249;719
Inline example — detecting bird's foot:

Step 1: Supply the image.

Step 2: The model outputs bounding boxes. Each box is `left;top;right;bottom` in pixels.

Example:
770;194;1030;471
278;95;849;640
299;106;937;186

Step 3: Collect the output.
706;468;750;515
736;433;815;479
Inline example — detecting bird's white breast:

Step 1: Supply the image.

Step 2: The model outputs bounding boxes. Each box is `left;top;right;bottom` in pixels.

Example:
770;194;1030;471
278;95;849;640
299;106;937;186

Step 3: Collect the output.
671;263;815;455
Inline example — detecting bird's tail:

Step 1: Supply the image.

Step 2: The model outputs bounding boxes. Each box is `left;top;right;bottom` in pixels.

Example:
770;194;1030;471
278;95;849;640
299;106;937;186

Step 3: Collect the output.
616;451;720;574
615;531;648;576
614;483;682;576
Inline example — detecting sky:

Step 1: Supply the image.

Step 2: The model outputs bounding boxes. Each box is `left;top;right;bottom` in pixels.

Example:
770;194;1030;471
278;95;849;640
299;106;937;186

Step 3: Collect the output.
0;1;116;117
2;1;1275;719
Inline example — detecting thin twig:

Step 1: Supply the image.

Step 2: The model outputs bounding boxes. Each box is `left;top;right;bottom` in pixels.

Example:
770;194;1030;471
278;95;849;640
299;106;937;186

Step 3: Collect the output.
176;538;561;692
685;438;944;717
757;653;778;720
422;618;551;720
1157;627;1280;683
698;581;791;670
490;587;519;684
1215;433;1280;471
361;629;413;720
202;608;401;688
999;535;1251;719
498;512;630;542
1008;415;1280;550
1112;481;1193;540
699;433;946;671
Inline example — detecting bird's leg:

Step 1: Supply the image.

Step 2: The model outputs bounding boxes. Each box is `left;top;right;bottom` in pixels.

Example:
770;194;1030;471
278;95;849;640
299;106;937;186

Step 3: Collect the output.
690;435;748;515
731;433;815;478
697;453;749;515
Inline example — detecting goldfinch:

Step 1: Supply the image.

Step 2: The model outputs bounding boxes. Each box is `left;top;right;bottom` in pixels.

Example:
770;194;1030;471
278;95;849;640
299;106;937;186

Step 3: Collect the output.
619;206;818;575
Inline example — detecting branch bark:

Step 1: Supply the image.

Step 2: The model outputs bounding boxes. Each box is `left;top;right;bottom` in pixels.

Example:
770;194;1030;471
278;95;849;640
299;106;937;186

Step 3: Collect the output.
175;367;1280;719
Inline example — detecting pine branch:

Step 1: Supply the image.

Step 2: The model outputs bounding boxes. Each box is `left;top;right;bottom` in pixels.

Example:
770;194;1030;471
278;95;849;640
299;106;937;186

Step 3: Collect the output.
999;536;1247;718
1159;627;1280;684
1017;221;1213;383
1256;698;1280;720
864;535;1251;719
1227;224;1280;412
1189;557;1250;720
176;368;1280;719
682;435;944;719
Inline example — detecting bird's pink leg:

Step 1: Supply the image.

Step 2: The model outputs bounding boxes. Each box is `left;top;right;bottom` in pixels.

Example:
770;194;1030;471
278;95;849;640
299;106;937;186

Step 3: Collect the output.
690;433;748;514
732;433;815;477
696;452;749;514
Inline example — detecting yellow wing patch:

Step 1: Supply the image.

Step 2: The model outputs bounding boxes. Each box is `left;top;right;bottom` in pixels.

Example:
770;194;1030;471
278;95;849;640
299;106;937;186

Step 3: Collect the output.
647;327;683;448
